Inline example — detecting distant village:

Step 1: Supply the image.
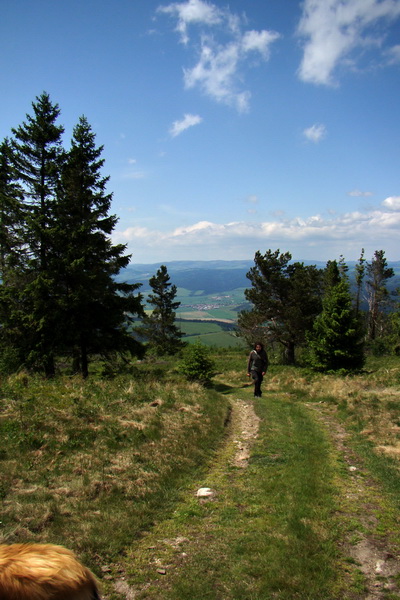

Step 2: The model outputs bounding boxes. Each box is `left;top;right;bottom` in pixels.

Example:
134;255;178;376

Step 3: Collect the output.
179;294;236;312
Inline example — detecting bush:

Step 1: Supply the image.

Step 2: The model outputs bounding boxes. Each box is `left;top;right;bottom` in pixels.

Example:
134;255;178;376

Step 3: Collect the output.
180;341;215;384
0;345;23;375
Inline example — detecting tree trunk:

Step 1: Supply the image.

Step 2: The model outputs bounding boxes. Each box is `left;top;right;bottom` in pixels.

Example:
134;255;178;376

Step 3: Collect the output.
80;339;89;379
283;341;296;365
44;355;55;378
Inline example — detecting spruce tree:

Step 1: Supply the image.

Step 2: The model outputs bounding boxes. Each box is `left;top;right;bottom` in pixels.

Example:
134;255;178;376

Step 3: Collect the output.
366;250;394;340
308;260;365;371
355;248;366;318
138;264;184;356
0;98;144;377
12;91;65;271
0;139;27;372
55;115;144;377
1;93;65;376
0;138;25;277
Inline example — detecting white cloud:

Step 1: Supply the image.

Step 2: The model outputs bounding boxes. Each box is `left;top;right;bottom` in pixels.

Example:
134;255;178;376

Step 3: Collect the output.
183;31;279;112
348;189;373;197
386;44;400;64
113;200;400;262
158;1;280;111
169;113;203;137
297;0;400;85
382;195;400;210
183;39;245;111
303;123;327;142
241;30;280;57
157;0;223;45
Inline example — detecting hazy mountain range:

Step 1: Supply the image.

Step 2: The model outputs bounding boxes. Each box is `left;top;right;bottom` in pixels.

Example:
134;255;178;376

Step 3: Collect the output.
119;260;400;296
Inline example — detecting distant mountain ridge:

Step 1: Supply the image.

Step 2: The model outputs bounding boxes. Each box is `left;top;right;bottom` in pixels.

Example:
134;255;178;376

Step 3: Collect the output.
121;260;254;294
119;260;400;296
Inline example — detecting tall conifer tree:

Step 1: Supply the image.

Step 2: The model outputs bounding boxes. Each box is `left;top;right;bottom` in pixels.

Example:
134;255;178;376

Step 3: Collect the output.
355;248;366;318
308;260;365;371
366;250;394;340
2;93;65;375
0;138;24;278
55;116;144;376
12;91;65;271
0;139;27;372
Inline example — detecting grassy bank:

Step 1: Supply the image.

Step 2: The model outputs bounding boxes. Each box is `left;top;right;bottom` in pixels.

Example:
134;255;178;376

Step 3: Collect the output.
0;364;229;572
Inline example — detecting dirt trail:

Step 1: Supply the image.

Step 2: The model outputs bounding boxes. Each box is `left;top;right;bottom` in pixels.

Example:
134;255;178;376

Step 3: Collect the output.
237;395;400;598
110;395;399;599
231;398;261;467
306;401;400;599
220;395;400;598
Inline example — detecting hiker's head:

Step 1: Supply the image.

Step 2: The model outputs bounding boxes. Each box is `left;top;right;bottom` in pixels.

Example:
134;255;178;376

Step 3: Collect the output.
254;342;263;352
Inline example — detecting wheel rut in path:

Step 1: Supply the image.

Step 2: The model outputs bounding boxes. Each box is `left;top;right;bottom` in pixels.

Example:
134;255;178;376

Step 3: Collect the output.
231;397;261;468
307;401;400;599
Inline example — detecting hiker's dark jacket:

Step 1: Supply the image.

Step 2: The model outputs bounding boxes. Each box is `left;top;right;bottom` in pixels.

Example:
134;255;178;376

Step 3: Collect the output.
247;349;269;374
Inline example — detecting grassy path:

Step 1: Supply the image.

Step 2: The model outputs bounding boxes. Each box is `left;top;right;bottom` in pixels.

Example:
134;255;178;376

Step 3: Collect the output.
106;382;400;600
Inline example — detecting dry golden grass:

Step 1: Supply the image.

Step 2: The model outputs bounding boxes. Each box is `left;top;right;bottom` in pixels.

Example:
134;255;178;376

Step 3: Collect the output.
0;369;229;567
267;359;400;461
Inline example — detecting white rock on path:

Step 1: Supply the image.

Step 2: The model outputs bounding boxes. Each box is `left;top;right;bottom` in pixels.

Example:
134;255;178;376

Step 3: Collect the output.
196;487;214;498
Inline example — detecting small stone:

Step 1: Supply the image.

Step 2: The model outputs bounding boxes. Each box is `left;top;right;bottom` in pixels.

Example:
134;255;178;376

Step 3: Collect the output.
150;399;161;407
157;568;167;575
196;487;214;498
349;466;357;471
375;560;385;573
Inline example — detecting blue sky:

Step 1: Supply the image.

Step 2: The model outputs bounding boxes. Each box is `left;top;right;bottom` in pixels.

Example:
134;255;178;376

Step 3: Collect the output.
1;0;400;264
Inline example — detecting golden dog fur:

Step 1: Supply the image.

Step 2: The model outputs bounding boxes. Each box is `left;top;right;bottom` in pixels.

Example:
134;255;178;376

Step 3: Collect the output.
0;543;100;600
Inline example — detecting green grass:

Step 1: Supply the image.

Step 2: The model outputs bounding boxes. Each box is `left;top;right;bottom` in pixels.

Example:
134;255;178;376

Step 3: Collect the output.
179;321;224;335
186;331;245;347
177;309;238;320
1;352;399;599
205;308;240;320
177;319;244;346
107;353;400;600
0;368;230;574
123;394;345;600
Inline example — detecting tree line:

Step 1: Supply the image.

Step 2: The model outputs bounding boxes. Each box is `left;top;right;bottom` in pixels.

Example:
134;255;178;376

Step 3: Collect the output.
0;92;183;377
239;248;397;370
1;93;397;377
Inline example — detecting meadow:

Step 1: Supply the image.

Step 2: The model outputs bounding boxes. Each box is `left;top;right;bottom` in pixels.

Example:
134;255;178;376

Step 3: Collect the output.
1;351;399;599
178;319;245;348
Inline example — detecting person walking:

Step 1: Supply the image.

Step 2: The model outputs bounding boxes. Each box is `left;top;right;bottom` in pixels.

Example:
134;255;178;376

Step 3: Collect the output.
247;342;269;397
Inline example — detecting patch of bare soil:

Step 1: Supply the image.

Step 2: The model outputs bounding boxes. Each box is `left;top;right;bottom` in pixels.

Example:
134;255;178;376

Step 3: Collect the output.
307;402;400;599
231;398;261;468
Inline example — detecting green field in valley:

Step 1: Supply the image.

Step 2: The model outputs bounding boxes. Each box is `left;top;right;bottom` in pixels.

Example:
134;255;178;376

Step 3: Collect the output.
178;320;245;348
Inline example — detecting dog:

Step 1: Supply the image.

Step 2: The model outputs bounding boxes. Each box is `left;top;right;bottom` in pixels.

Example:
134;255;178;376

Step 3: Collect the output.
0;543;100;600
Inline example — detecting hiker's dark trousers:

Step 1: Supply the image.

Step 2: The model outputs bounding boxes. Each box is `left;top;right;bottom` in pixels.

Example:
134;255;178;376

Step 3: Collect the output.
251;370;263;397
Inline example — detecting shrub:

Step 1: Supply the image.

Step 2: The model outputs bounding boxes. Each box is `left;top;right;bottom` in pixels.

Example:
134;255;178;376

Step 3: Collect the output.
180;341;215;384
